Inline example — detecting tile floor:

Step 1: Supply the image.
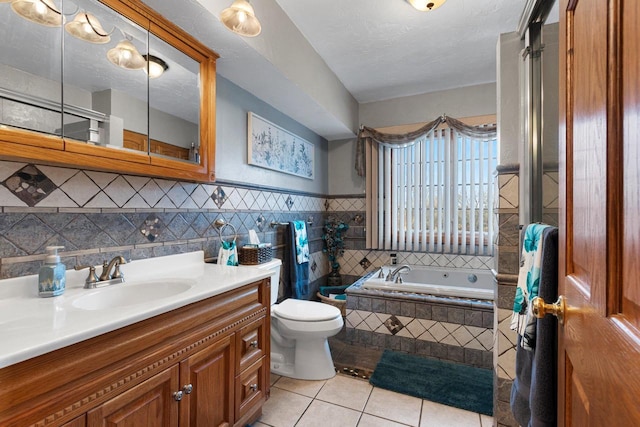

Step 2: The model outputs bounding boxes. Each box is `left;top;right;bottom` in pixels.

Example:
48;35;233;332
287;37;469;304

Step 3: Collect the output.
253;373;493;427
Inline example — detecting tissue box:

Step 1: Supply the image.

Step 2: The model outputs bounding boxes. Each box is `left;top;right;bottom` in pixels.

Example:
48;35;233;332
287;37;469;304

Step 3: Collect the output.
239;244;272;265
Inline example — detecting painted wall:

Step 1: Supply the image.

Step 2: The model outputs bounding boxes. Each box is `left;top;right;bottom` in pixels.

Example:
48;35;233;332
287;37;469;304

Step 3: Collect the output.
497;32;524;166
216;76;329;195
327;83;498;196
327;138;364;196
358;83;497;128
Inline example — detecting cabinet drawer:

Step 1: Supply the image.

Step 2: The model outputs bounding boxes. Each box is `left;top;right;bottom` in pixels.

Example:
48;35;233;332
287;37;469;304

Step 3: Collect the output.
235;357;266;421
236;316;266;372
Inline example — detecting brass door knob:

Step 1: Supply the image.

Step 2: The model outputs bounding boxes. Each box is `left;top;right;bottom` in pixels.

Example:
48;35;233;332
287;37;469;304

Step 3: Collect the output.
532;295;566;324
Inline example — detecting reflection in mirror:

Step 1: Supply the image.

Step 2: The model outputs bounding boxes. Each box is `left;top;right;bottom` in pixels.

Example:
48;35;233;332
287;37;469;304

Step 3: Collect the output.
148;32;201;163
0;0;62;135
62;0;148;151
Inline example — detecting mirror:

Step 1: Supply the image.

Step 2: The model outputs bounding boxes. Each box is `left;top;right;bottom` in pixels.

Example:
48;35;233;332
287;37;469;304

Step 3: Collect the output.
62;0;149;152
0;0;63;136
0;0;214;172
148;31;201;162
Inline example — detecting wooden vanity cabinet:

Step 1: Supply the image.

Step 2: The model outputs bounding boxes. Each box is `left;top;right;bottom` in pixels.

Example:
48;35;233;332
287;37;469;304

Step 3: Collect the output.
0;279;271;427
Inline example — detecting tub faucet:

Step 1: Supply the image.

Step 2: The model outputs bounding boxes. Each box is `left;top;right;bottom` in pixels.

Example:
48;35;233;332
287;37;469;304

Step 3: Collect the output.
99;255;127;282
386;265;411;282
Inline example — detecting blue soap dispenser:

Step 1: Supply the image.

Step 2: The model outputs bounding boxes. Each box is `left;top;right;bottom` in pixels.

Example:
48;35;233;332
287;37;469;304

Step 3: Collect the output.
38;246;66;297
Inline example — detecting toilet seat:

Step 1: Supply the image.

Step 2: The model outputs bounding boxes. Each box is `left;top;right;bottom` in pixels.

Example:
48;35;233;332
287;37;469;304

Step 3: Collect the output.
273;299;341;322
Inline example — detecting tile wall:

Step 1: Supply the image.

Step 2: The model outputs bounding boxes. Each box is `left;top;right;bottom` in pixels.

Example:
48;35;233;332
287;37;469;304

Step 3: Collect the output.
0;161;330;292
493;165;559;427
494;165;520;427
344;291;494;369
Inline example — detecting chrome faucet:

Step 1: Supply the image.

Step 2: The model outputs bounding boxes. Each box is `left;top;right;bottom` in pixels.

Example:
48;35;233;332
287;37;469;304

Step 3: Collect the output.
386;265;411;283
99;256;127;282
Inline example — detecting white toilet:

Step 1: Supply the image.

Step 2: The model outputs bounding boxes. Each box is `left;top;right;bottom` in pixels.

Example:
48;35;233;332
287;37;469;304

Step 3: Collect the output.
253;258;344;380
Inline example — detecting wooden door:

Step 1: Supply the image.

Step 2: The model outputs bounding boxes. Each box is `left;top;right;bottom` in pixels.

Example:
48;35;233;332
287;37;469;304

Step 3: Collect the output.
559;0;640;425
179;334;235;427
87;365;179;427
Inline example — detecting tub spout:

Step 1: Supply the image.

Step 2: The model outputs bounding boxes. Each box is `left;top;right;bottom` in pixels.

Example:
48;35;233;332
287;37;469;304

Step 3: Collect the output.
386;265;411;282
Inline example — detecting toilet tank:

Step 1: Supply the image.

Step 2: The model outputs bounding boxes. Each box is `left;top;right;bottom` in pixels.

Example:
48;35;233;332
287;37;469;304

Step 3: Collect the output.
251;259;282;305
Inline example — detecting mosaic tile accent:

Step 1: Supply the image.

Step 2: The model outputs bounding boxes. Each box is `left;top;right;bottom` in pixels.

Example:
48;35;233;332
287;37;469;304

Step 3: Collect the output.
359;256;371;270
2;165;56;207
310;260;317;273
140;215;162;242
383;315;404;334
255;214;266;232
285;195;294;210
211;186;227;208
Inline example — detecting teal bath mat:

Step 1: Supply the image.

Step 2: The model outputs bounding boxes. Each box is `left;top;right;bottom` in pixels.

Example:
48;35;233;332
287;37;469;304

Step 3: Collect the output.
369;350;493;416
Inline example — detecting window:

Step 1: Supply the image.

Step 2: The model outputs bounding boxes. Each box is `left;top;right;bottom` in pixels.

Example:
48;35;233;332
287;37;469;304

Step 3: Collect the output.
365;118;497;255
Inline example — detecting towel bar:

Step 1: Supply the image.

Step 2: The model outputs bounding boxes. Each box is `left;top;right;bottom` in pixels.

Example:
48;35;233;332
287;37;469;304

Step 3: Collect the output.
270;221;313;228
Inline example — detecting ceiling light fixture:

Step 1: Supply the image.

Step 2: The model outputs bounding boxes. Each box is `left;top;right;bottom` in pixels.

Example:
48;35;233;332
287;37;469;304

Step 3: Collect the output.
65;12;111;44
107;39;146;70
11;0;64;27
407;0;447;11
220;0;261;37
143;54;169;79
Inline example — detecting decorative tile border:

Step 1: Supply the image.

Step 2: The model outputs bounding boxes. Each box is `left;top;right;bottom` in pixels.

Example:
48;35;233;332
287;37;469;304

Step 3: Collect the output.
0;161;328;211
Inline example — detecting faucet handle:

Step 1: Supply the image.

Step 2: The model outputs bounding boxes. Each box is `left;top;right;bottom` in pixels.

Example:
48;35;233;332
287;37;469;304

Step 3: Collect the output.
111;263;124;280
74;265;99;288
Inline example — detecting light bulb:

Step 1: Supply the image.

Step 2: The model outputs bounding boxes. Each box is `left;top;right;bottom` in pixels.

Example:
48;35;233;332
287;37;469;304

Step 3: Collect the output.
34;1;46;15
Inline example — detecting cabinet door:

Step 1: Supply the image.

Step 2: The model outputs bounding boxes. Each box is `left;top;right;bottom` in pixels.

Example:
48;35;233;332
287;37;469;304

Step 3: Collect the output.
236;316;266;373
87;365;179;427
180;334;235;427
235;357;266;423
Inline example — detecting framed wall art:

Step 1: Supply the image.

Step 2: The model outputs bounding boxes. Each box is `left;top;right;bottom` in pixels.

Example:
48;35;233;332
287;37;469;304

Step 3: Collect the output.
247;112;314;179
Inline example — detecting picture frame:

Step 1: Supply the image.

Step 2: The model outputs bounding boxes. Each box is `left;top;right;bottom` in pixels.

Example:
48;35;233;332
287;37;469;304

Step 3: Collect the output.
247;112;314;180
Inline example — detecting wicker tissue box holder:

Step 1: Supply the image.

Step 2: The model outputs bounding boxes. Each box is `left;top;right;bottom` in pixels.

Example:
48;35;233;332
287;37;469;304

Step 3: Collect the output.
239;244;272;265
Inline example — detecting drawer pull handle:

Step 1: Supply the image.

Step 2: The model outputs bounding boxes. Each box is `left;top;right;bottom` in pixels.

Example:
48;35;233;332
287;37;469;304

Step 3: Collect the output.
250;340;259;348
173;391;183;401
249;384;258;392
183;384;193;394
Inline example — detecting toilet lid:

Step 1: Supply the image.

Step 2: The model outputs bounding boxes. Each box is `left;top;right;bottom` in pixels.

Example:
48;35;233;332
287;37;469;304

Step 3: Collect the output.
273;299;341;321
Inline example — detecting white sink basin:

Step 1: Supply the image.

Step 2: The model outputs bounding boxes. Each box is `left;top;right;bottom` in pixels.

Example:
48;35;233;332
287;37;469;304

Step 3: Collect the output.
71;279;195;311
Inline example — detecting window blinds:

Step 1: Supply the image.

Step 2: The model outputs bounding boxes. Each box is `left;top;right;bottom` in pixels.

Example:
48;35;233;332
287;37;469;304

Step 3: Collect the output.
366;126;497;255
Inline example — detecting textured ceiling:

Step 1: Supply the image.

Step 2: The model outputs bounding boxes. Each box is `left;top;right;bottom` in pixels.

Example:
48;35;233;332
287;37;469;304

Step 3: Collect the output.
273;0;530;103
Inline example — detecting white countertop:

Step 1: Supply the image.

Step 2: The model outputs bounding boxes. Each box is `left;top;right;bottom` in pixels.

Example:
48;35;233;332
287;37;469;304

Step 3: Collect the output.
0;251;273;369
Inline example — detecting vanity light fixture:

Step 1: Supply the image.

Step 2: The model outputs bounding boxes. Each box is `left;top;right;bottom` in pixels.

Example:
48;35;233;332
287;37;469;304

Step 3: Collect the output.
10;0;64;27
407;0;447;11
220;0;261;37
65;12;111;44
142;54;169;79
107;39;146;70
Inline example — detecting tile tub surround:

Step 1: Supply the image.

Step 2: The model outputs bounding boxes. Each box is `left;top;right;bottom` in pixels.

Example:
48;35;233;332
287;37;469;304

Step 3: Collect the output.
344;275;494;369
0;161;330;286
494;165;520;427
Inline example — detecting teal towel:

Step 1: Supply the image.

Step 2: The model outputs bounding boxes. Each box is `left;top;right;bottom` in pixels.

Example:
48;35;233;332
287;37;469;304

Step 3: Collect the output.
510;223;551;350
217;240;238;266
293;220;309;264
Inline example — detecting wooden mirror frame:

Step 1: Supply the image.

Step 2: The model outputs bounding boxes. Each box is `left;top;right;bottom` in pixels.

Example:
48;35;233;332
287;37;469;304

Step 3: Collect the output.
0;0;218;183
